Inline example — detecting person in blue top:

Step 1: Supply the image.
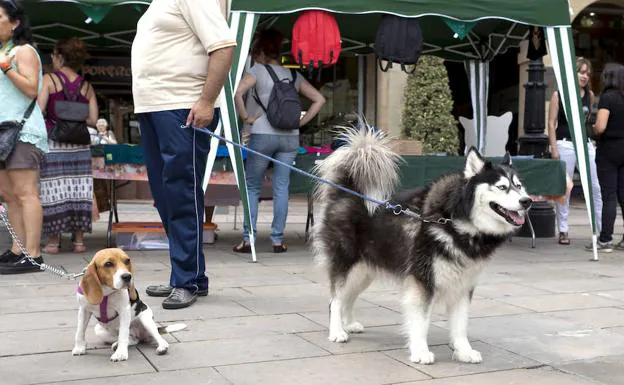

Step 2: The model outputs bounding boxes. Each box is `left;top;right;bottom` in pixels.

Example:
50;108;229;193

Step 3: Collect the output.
0;0;49;275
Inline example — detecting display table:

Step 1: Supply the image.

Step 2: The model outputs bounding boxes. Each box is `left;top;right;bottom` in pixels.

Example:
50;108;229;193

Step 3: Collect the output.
291;154;566;197
290;154;567;245
92;156;271;247
94;147;566;248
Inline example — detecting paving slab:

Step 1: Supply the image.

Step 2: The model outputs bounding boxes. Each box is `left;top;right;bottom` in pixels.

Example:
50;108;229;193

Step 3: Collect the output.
45;368;231;385
140;334;329;370
0;349;154;385
173;314;325;342
298;324;457;356
500;292;624;312
216;352;431;385
384;341;540;378
557;354;624;385
395;367;602;385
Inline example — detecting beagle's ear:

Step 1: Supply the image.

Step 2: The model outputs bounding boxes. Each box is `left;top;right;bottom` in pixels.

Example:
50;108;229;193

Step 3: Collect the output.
128;283;139;302
80;262;103;305
127;259;138;301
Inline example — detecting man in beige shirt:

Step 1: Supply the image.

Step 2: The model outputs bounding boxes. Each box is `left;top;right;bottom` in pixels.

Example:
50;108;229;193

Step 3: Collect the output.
131;0;236;309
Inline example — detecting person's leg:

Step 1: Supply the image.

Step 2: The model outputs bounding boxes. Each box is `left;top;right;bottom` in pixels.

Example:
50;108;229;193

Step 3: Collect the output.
587;142;603;233
73;231;86;253
0;143;45;274
0;170;23;257
138;113;170;235
616;154;624;246
152;109;218;306
556;142;576;241
238;134;273;246
270;135;299;247
8;169;43;258
596;149;618;244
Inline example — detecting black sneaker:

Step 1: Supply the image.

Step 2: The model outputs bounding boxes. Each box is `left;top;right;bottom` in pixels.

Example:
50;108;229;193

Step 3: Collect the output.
0;249;20;264
162;288;197;310
0;255;44;275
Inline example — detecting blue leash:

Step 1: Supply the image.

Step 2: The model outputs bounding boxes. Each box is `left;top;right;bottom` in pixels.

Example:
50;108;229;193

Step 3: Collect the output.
184;125;451;224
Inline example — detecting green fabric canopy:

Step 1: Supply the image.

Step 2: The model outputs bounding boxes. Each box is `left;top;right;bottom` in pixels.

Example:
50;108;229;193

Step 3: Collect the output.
224;0;600;261
22;0;150;49
231;0;572;61
18;0;598;260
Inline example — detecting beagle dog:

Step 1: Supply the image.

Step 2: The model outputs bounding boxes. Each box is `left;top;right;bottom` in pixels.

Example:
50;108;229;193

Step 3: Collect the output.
72;248;170;362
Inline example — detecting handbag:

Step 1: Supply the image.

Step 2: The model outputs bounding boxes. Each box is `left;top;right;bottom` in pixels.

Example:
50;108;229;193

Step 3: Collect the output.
49;77;90;145
0;100;36;162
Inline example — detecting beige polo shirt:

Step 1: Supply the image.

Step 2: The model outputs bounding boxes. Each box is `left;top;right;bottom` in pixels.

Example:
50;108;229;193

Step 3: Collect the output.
131;0;237;114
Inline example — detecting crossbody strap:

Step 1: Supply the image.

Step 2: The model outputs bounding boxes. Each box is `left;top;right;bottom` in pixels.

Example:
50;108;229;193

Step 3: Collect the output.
19;100;37;126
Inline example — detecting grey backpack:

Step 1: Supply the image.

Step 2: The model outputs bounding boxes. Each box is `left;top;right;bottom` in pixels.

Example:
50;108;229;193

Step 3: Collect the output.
253;65;302;131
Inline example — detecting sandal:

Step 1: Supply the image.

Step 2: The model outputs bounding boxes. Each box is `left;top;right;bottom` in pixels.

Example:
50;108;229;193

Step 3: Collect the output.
72;242;87;253
273;244;287;253
43;243;60;254
558;232;571;245
233;241;251;254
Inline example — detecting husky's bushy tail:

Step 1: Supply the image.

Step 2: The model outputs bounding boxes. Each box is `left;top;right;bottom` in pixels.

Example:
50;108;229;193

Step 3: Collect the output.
314;121;401;215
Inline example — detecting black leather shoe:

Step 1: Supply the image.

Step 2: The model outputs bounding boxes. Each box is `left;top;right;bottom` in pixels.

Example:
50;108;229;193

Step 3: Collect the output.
162;288;197;310
146;284;208;297
0;255;44;275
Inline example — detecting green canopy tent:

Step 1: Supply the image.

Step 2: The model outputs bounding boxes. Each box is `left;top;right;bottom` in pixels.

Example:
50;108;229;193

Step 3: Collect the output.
20;0;599;261
22;0;149;50
225;0;600;261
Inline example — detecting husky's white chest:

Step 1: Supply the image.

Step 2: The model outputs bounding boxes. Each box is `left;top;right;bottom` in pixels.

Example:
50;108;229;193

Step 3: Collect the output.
432;258;487;296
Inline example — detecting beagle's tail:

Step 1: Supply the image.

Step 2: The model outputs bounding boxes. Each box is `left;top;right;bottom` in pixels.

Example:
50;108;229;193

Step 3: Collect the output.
158;323;188;334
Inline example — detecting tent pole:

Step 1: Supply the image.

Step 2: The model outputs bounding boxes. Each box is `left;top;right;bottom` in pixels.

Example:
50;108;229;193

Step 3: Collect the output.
358;55;364;115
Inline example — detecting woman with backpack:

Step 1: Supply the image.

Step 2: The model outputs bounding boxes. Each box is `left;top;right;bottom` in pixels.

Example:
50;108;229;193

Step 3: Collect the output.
0;1;49;275
37;38;99;254
232;29;326;253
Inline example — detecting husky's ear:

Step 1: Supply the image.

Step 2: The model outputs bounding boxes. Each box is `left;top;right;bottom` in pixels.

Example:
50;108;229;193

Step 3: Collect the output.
464;147;485;178
502;152;512;167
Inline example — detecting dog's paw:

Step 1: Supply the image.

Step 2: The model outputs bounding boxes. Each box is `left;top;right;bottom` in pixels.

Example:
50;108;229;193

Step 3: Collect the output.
409;350;435;365
452;348;482;364
110;348;128;362
328;329;349;343
72;344;86;356
344;322;364;334
156;342;169;355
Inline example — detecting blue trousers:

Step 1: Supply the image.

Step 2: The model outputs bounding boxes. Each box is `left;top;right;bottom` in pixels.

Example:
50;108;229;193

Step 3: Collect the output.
242;134;298;244
137;109;219;292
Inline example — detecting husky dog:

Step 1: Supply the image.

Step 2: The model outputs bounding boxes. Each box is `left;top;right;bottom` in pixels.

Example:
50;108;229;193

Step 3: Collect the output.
312;127;531;365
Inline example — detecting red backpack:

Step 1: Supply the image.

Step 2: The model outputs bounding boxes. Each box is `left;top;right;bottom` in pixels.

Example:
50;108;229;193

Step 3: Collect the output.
291;11;341;80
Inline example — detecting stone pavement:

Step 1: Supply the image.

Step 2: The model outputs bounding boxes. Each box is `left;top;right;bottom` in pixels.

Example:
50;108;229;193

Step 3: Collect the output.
1;198;624;384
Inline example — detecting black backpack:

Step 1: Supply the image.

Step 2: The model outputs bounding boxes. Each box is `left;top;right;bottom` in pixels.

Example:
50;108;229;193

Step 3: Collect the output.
374;15;424;74
253;64;302;131
49;75;90;145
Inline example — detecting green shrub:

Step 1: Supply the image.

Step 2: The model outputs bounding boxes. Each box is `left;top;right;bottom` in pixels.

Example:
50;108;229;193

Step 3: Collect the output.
402;56;459;155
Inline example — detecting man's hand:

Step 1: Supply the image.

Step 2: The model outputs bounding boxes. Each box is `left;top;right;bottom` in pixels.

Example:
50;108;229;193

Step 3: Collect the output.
186;98;214;128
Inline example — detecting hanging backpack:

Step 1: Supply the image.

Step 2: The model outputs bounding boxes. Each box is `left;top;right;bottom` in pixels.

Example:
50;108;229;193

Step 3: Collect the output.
253;65;302;131
374;15;424;74
49;75;91;145
291;10;341;81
